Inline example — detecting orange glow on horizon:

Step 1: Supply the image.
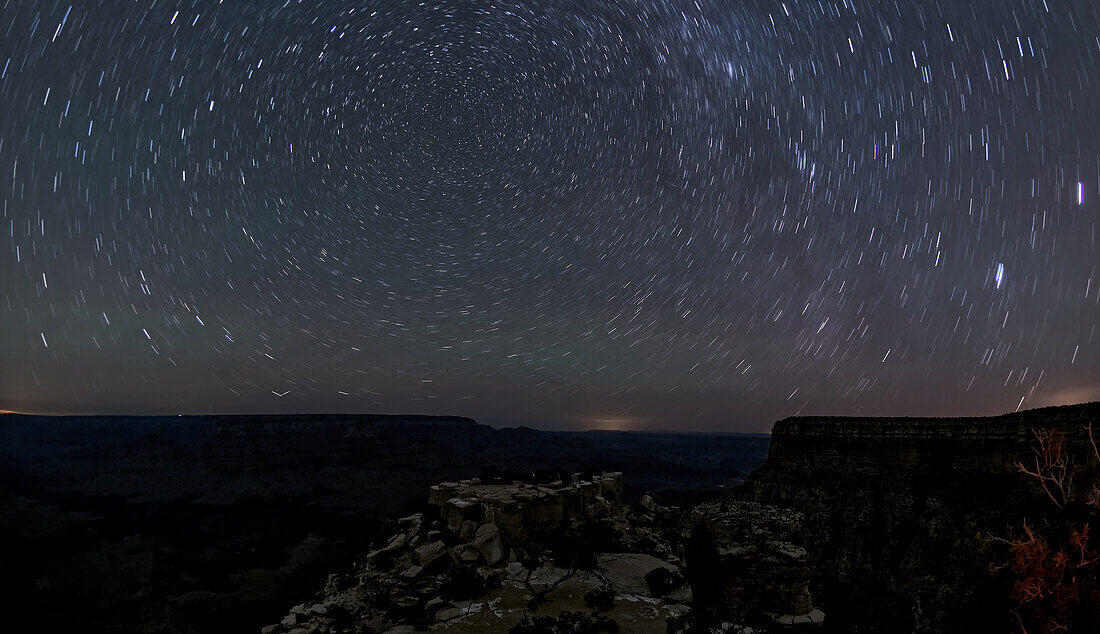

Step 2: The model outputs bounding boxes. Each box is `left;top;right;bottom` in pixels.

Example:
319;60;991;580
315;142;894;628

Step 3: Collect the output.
581;415;647;431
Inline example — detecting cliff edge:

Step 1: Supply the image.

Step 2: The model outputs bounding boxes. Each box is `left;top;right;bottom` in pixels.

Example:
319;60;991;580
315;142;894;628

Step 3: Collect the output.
734;402;1100;633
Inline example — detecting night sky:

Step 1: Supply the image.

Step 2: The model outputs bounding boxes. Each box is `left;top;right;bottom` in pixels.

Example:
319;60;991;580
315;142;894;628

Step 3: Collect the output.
1;1;1097;431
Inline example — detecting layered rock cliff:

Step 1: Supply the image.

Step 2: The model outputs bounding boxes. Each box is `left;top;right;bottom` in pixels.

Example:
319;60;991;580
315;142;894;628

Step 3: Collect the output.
734;403;1100;633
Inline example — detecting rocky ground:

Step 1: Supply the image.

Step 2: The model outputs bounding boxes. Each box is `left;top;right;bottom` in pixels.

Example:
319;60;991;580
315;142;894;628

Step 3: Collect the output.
263;472;821;634
0;414;768;633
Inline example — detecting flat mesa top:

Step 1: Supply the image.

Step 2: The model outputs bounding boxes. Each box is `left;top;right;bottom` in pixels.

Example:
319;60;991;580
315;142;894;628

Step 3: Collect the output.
778;402;1098;426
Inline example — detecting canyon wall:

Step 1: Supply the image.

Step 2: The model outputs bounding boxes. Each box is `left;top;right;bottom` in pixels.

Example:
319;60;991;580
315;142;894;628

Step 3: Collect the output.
737;403;1099;633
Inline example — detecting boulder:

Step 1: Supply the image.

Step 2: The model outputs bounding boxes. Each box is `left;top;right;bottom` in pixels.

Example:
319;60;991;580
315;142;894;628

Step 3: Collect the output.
425;597;444;614
666;586;693;604
473;523;504;565
435;606;464;622
599;552;681;596
772;609;826;626
505;561;526;581
398;513;423;528
384;533;406;551
415;540;449;567
458;519;479;541
441;497;482;530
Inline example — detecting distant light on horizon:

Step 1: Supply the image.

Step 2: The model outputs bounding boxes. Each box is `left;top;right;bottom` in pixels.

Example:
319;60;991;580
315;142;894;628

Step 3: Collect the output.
583;416;647;432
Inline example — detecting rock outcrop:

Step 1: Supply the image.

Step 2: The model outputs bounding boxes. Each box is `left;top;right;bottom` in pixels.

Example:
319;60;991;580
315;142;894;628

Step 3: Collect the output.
428;472;623;544
686;500;823;631
263;472;693;634
736;402;1100;633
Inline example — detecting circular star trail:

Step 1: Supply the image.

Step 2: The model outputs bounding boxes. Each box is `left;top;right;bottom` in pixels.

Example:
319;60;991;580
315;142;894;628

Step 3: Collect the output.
1;1;1097;430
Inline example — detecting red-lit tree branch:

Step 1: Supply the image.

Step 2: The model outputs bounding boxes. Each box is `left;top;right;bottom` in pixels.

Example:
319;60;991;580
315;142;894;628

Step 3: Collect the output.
1002;425;1100;634
1016;430;1070;509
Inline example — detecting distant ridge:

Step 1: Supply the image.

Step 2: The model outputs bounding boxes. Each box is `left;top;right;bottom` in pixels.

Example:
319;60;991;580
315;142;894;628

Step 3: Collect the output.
777;401;1100;425
0;412;479;424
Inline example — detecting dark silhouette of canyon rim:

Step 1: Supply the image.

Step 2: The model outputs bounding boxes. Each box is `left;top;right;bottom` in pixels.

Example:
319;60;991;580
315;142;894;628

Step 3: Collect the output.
3;403;1098;633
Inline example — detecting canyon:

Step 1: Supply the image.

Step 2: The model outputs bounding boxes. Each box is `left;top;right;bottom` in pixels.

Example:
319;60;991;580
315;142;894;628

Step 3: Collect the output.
0;413;765;633
3;403;1096;632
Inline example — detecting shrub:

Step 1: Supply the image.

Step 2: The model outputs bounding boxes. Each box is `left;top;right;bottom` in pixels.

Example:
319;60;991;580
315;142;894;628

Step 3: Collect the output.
580;520;623;552
645;567;683;595
545;529;599;571
439;565;492;601
666;611;698;634
1002;425;1100;633
584;584;616;611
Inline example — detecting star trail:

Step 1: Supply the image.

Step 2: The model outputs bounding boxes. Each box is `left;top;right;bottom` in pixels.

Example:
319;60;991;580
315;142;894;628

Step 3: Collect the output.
1;1;1097;430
